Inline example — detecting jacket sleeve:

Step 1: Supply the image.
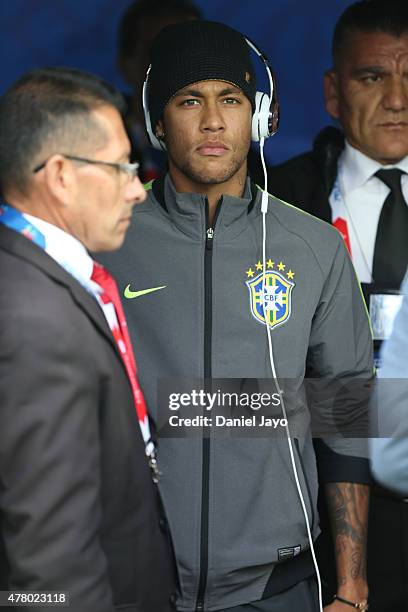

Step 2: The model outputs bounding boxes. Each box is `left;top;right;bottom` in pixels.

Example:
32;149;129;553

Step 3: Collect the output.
370;275;408;494
306;233;374;484
0;306;115;612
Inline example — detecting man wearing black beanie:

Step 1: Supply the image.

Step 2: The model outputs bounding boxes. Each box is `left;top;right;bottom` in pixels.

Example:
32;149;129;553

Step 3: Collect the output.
100;20;372;612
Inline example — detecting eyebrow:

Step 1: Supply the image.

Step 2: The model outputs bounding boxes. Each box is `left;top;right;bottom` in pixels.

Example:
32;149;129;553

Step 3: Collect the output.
352;65;389;76
174;86;243;98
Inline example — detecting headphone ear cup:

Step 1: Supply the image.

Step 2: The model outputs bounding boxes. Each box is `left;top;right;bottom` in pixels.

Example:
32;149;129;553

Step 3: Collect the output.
147;119;165;150
251;91;272;141
269;101;279;137
146;120;165;151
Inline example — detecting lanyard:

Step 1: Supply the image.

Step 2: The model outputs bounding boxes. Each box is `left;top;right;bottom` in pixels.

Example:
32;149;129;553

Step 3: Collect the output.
91;262;156;463
0;204;159;480
330;173;374;283
0;204;46;248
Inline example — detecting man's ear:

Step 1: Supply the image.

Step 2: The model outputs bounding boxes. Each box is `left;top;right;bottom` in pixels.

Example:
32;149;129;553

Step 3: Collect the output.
324;70;340;120
43;155;76;206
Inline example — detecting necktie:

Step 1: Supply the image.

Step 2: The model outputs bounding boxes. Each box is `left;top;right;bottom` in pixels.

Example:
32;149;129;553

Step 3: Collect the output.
91;262;158;474
372;169;408;287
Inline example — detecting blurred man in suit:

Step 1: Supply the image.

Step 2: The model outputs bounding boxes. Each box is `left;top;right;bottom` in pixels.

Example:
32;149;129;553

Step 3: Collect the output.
0;67;176;611
269;1;408;609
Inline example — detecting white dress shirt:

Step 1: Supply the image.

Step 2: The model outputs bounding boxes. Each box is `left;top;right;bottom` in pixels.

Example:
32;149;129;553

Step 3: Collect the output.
329;142;408;283
23;213;117;329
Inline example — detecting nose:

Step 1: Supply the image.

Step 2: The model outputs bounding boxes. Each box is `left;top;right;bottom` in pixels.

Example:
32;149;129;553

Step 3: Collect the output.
200;100;226;133
382;75;408;112
125;175;146;205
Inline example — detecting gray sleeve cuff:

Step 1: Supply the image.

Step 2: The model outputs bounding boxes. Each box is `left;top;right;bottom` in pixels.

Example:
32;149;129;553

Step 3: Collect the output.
313;439;372;484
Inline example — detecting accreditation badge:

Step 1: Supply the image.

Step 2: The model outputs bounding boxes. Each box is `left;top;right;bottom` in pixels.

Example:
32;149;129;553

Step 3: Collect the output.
369;292;403;341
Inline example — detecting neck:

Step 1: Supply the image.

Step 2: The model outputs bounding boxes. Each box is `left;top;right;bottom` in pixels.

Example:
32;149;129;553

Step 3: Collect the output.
6;192;70;235
169;162;248;225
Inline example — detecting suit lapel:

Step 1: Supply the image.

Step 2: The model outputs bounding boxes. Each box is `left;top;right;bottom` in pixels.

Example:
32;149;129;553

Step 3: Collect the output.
0;225;120;357
310;182;332;223
312;126;345;223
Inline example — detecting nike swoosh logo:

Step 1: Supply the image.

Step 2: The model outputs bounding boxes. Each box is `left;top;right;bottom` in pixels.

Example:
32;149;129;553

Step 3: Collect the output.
124;284;166;299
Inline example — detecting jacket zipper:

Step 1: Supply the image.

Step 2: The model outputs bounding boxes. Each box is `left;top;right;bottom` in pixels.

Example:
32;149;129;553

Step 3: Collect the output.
195;199;221;612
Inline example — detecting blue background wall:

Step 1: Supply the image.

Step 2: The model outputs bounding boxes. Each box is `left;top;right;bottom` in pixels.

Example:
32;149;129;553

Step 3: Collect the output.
0;1;353;164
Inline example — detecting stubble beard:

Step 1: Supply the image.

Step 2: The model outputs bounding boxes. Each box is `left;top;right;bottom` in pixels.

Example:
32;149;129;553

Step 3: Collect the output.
169;148;249;186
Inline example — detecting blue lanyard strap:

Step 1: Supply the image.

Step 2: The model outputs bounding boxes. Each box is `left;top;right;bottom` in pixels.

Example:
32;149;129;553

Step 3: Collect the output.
0;204;46;249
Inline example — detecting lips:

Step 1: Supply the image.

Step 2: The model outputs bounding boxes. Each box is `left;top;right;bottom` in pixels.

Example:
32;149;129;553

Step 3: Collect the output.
378;122;408;129
197;142;229;156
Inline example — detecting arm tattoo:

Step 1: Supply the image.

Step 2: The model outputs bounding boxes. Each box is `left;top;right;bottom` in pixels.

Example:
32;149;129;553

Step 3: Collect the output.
326;482;369;584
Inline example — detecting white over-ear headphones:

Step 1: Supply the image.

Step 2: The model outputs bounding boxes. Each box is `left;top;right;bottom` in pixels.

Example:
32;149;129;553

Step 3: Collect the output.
142;36;279;150
244;37;279;142
142;64;163;151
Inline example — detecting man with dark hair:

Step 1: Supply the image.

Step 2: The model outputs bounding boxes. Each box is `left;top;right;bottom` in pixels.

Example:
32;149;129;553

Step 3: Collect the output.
117;0;202;182
268;0;408;609
101;20;373;612
0;67;176;611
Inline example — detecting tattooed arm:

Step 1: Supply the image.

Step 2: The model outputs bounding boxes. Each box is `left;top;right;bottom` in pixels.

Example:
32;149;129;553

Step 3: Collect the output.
324;482;369;608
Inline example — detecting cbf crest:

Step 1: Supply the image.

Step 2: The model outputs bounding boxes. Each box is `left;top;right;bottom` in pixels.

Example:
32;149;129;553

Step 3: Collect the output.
245;259;295;330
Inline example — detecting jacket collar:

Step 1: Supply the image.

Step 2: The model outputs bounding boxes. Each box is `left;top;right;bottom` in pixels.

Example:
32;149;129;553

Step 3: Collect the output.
0;224;118;354
150;173;260;241
312;126;345;198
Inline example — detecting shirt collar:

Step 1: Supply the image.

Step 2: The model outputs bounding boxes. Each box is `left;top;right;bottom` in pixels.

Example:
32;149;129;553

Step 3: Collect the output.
341;141;408;194
23;213;94;284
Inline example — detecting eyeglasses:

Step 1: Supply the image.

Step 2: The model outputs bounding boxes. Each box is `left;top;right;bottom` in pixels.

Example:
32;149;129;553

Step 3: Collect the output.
33;155;140;180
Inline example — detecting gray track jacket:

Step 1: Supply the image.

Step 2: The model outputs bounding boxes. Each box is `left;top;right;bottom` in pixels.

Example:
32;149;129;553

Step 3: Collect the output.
100;175;373;611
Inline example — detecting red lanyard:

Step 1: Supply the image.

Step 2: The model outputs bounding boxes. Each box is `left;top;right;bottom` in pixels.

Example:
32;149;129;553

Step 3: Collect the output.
91;262;149;441
333;217;352;256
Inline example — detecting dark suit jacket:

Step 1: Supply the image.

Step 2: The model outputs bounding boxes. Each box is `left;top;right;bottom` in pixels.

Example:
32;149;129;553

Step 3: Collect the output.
268;126;344;222
0;225;176;612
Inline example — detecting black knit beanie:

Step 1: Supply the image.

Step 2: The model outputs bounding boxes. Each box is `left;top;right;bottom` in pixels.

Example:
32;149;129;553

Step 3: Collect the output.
148;20;256;130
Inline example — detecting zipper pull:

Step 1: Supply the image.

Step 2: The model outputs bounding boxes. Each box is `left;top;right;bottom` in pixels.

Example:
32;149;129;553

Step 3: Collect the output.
206;227;214;250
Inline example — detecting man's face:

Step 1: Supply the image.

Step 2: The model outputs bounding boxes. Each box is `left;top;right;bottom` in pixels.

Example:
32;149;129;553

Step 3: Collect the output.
70;105;146;252
325;31;408;164
157;80;252;192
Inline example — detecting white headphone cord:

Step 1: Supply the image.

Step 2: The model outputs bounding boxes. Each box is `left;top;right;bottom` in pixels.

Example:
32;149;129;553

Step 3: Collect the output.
259;138;323;612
